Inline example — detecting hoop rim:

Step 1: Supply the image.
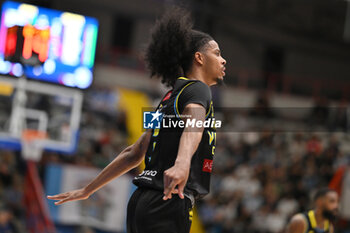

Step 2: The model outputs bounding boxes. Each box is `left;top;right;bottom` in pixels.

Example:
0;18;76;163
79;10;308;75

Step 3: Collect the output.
21;129;48;142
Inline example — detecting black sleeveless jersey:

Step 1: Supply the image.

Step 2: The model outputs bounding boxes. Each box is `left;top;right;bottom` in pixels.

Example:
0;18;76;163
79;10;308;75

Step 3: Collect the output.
303;210;331;233
133;77;217;200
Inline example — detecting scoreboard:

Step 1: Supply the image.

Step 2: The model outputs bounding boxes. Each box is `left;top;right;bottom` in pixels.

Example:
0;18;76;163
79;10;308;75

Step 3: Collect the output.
0;1;98;89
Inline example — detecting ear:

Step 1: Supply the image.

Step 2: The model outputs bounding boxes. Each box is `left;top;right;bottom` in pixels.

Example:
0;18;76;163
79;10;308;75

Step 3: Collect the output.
194;51;204;66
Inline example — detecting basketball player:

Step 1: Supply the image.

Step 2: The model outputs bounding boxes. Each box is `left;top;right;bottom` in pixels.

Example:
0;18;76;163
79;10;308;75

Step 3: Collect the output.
286;188;339;233
47;7;226;233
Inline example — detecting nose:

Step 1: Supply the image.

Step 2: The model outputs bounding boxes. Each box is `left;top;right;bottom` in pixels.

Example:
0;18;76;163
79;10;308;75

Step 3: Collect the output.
222;57;226;65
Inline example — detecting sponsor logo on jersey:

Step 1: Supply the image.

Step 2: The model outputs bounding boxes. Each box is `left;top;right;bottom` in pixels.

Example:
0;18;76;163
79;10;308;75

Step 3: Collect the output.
139;170;158;176
202;159;213;173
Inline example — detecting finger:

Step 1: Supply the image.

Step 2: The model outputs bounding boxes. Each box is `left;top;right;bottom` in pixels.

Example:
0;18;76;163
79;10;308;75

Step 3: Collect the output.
163;171;172;197
163;180;176;200
47;193;69;200
47;195;65;200
163;191;172;200
163;185;171;200
49;192;71;198
163;174;169;195
55;195;78;205
172;189;179;194
177;183;185;199
55;198;69;205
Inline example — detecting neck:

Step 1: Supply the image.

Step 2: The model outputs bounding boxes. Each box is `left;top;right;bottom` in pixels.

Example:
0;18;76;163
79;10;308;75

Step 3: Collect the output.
314;208;326;225
186;69;211;86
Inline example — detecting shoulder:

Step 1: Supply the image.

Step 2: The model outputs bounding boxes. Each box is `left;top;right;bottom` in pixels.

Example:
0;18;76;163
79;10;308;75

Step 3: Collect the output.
290;213;307;224
173;80;212;115
190;80;211;91
180;80;211;98
287;214;307;233
175;78;210;91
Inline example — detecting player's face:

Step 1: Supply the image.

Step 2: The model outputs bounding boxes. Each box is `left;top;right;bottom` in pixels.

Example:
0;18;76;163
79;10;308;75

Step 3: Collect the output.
322;191;339;221
202;40;226;86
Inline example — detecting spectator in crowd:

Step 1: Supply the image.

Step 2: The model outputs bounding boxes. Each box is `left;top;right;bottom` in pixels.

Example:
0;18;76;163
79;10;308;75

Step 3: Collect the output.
0;203;25;233
250;91;274;118
309;96;330;126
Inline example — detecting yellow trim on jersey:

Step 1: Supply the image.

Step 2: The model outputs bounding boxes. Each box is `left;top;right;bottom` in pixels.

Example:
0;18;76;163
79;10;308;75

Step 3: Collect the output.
205;101;213;119
324;219;329;231
308;210;330;232
153;128;159;137
189;209;193;221
178;77;189;80
308;211;317;229
175;82;196;117
174;82;212;119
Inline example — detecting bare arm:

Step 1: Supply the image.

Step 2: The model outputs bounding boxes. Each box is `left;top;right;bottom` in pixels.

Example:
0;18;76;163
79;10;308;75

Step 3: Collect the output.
163;103;206;200
47;129;152;205
286;214;307;233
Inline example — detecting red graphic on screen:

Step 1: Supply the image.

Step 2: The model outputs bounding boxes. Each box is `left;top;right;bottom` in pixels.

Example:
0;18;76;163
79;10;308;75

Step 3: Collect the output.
22;25;50;62
5;26;18;57
5;24;50;63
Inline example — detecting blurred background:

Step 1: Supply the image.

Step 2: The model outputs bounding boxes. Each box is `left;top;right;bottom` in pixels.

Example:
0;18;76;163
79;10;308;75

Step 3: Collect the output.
0;0;350;233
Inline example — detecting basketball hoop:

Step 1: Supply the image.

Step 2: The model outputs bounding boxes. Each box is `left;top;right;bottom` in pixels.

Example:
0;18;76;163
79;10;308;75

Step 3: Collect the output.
21;129;47;162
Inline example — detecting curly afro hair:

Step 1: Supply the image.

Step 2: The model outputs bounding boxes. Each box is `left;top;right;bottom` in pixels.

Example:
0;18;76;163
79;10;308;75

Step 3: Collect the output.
145;7;213;88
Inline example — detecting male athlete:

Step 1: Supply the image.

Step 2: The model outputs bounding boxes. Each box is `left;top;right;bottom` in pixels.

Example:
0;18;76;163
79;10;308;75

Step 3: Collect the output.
286;188;339;233
47;7;226;233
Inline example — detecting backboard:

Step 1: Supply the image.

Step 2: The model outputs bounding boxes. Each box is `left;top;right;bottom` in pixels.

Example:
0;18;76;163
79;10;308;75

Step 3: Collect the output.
0;75;82;154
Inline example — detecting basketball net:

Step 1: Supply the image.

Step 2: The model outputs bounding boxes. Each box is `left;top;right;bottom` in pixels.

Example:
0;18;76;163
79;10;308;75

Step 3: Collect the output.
21;129;47;161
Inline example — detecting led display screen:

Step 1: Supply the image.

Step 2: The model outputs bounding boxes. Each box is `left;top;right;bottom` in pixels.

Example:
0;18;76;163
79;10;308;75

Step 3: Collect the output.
0;1;98;89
